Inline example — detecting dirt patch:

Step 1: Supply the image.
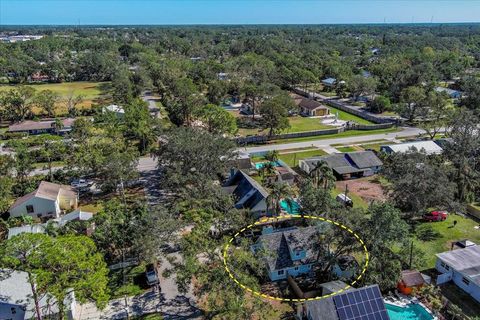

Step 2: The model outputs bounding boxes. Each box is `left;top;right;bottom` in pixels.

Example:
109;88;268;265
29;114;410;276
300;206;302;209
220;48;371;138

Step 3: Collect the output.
336;176;387;203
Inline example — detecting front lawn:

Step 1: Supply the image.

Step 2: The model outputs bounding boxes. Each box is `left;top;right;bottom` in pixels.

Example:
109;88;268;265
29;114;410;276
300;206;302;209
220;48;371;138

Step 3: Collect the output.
238;116;332;136
414;215;480;268
286;117;332;132
336;146;357;153
278;149;328;167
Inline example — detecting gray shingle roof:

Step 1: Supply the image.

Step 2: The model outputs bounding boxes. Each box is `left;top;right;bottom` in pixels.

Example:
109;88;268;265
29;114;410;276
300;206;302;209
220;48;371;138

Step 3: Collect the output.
257;226;319;271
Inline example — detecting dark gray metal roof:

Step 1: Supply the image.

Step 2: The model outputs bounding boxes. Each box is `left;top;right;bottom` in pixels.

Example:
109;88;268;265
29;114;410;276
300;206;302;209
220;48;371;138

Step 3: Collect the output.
304;151;382;176
346;151;383;169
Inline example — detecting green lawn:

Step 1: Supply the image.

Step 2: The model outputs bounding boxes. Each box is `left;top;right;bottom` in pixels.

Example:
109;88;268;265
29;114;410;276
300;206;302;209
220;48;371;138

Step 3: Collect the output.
358;140;393;152
337;146;357;153
238;116;332;136
328;106;372;125
32;161;65;169
0;81;111;114
286;117;332;132
268;127;400;145
414;215;480;268
278;149;328;167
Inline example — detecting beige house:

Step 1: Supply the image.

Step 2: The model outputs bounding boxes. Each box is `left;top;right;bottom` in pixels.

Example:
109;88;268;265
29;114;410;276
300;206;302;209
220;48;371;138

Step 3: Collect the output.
9;181;78;220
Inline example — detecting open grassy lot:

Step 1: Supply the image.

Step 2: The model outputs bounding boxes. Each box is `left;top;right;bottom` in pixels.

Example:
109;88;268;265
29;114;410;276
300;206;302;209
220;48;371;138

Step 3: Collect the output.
278;149;328;167
238;116;332;136
358;140;393;151
0;82;111;115
414;215;480;268
328;106;372;125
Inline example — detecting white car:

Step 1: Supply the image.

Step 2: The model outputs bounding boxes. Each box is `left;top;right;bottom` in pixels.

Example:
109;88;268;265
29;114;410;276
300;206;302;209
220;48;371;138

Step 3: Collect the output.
70;179;94;191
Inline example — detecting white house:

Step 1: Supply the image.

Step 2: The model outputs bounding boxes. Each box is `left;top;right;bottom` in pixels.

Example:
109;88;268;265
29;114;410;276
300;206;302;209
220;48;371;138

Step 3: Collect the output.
0;269;76;320
435;245;480;303
8;181;78;220
380;140;443;155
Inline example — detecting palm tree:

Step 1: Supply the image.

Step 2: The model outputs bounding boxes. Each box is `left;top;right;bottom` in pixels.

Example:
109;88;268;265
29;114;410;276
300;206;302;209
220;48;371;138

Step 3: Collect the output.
264;150;279;163
267;182;292;217
309;160;336;190
259;162;276;185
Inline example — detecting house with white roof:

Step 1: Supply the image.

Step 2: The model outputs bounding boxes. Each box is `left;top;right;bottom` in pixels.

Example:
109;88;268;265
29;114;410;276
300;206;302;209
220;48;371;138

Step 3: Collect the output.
380;140;443;155
435;245;480;302
0;269;76;320
102;104;125;118
8;181;78;220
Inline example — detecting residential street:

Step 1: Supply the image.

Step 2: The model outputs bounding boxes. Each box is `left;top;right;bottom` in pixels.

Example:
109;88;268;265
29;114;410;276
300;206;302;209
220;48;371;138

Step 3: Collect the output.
239;126;426;154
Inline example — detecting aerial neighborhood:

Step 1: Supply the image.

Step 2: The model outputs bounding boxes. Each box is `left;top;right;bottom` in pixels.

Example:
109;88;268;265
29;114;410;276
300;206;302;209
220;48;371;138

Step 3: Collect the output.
1;8;480;320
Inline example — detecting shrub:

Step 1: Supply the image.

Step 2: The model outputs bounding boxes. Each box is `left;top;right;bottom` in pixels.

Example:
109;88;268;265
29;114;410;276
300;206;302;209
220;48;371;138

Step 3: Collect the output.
416;225;441;241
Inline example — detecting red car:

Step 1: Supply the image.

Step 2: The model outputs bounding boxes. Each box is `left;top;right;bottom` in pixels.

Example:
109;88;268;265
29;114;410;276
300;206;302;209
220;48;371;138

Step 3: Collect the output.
423;211;448;222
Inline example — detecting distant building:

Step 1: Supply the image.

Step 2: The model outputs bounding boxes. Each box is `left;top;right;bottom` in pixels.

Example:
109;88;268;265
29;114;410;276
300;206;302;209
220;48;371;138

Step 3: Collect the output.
434;87;463;99
0;269;76;320
217;72;228;81
102;104;125;118
8;118;75;135
8;181;78;220
322;77;337;88
435;245;480;302
299;151;383;180
302;284;389;320
222;170;269;217
251;226;320;281
380;140;443;155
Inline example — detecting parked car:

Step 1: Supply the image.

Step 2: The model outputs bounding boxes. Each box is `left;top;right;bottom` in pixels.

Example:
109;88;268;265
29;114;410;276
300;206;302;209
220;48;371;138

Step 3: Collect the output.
145;263;160;287
70;179;94;192
423;210;448;222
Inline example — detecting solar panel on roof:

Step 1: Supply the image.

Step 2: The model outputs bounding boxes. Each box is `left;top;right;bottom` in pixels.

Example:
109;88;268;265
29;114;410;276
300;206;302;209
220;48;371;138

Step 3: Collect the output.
333;286;390;320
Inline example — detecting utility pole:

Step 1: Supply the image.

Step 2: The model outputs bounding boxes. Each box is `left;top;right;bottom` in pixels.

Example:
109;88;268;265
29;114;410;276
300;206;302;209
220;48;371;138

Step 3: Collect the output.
409;241;414;269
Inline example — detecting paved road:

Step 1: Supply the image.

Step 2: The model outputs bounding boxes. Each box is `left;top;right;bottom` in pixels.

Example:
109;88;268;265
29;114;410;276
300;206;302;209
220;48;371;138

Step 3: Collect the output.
239;126;426;154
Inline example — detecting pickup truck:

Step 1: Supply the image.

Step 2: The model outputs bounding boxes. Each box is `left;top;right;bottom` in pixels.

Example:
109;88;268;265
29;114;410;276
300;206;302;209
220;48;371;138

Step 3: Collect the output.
423;211;448;222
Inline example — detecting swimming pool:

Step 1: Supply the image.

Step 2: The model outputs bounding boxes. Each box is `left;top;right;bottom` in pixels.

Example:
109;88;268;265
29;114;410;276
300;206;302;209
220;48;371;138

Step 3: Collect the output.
279;199;301;214
385;302;434;320
255;161;281;170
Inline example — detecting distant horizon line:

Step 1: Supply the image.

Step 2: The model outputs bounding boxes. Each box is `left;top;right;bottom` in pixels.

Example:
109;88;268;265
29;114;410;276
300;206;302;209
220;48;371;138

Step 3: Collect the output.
2;22;480;27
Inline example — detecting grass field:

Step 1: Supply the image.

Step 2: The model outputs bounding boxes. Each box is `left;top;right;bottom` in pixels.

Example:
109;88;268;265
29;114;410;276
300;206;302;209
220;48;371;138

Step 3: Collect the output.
278;149;328;167
414;215;480;268
238;116;332;136
328;106;372;125
0;82;111;115
336;146;358;153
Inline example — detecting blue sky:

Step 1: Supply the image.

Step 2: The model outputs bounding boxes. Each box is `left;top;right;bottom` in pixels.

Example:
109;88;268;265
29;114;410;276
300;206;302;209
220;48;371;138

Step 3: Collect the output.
1;0;480;25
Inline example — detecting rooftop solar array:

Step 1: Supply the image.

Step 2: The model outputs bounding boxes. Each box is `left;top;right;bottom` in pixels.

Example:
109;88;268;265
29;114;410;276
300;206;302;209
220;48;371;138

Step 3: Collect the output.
333;285;390;320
